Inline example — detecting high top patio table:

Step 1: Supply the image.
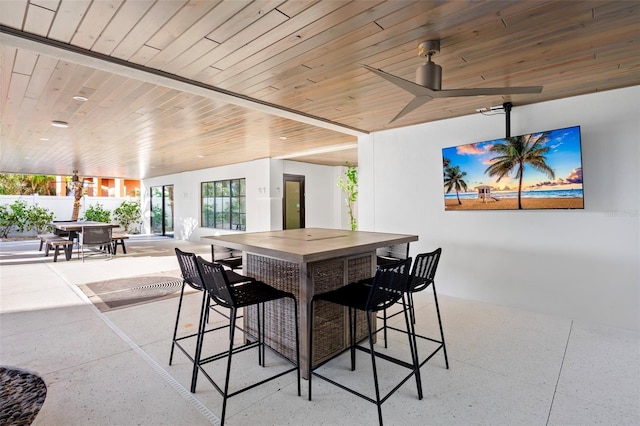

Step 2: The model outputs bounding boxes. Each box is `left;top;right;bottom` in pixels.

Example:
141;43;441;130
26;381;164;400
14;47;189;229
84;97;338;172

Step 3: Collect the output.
202;228;418;379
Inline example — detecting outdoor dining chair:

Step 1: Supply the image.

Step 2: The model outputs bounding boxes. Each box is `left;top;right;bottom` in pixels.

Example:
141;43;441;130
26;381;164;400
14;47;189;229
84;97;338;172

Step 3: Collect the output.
78;226;112;261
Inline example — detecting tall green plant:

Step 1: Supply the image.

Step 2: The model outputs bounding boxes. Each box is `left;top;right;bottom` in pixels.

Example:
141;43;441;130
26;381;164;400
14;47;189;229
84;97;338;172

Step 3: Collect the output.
0;174;24;195
23;175;56;195
113;200;141;233
337;162;358;231
0;174;56;195
82;203;111;223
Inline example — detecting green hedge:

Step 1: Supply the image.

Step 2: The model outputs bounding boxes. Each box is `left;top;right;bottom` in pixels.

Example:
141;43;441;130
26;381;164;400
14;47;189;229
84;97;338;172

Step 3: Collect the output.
0;200;54;237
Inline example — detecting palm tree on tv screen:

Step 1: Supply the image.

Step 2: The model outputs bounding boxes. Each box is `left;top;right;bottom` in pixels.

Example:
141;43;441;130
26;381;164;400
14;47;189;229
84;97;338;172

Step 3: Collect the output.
484;132;555;209
444;165;468;205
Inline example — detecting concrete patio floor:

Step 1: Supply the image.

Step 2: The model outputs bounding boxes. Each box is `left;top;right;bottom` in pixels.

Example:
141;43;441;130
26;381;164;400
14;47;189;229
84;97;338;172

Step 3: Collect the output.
1;236;638;425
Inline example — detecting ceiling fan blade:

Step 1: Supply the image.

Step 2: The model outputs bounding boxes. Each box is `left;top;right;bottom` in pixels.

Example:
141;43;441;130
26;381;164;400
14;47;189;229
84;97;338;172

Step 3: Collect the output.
390;96;433;123
362;64;433;96
431;86;543;98
364;62;542;123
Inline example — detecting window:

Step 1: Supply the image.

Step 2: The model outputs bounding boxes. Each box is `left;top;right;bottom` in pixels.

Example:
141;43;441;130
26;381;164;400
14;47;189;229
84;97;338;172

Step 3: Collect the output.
202;178;246;231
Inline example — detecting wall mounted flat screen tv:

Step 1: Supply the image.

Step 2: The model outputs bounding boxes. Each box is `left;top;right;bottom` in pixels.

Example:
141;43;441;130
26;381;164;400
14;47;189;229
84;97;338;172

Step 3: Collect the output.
442;125;584;211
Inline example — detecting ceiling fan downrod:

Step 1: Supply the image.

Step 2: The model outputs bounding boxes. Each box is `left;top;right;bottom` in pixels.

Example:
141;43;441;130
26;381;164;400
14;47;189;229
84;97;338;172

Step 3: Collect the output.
416;40;441;90
504;102;513;138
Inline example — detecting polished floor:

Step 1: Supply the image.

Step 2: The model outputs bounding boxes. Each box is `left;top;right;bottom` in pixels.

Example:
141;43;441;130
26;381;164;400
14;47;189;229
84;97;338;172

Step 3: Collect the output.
1;236;638;425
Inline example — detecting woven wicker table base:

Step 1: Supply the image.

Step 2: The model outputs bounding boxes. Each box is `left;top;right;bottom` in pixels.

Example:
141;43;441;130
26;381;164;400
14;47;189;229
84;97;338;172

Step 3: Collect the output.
245;253;374;373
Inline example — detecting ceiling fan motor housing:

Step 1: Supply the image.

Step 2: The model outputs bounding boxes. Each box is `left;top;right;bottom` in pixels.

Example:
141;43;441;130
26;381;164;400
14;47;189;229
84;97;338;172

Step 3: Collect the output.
417;60;442;90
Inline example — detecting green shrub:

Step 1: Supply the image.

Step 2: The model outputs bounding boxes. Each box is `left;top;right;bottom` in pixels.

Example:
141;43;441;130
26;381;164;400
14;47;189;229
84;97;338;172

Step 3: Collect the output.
83;203;111;223
27;204;54;234
0;204;15;238
0;200;30;237
113;200;141;233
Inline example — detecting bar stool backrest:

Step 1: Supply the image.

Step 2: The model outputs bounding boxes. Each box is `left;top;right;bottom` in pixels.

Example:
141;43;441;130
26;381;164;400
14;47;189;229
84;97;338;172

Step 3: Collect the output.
174;248;203;291
195;256;235;309
366;257;412;312
409;248;442;293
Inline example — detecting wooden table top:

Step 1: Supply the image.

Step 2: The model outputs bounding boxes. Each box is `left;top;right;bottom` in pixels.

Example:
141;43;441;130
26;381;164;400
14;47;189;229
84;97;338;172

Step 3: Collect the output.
49;221;119;232
202;228;417;264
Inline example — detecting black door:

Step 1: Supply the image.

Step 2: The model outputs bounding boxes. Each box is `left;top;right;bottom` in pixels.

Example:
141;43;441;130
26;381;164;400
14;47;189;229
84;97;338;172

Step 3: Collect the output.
283;174;305;229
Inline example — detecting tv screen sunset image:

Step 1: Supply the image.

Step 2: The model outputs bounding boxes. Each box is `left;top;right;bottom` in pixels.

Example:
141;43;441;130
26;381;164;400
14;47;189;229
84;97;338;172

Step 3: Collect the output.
442;126;584;211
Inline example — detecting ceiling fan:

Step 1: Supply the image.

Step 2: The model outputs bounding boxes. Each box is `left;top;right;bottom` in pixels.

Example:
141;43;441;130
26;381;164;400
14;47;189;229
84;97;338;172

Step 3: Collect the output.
363;40;543;123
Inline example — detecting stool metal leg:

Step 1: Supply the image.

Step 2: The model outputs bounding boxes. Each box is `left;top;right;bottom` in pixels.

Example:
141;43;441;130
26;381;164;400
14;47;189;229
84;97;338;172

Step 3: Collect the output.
257;303;263;366
366;311;384;426
191;290;210;393
221;308;238;426
432;282;449;369
308;300;314;401
292;297;301;396
349;308;357;371
402;294;423;399
169;282;187;365
382;308;388;348
408;292;416;324
260;303;266;366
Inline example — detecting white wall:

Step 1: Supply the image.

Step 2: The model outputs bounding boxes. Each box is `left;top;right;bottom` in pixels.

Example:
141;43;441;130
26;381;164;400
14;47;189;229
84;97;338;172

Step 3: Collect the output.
283;160;345;229
359;86;640;330
143;159;271;240
142;159;350;240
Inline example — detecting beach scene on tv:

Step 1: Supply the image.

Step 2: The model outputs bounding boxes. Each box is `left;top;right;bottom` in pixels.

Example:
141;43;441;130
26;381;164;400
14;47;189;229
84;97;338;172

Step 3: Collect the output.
443;126;584;211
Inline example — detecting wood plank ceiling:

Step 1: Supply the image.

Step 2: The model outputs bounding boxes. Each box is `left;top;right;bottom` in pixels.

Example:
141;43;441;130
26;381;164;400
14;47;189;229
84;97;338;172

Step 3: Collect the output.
1;0;638;179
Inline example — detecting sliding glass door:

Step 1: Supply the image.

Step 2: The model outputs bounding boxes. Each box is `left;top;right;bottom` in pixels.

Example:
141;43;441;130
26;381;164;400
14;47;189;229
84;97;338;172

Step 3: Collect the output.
150;185;174;237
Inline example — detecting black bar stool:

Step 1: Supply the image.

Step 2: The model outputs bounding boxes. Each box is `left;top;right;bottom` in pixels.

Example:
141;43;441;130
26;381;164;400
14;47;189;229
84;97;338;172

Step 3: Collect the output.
170;248;254;385
376;242;410;347
379;248;449;369
308;257;421;426
193;256;300;426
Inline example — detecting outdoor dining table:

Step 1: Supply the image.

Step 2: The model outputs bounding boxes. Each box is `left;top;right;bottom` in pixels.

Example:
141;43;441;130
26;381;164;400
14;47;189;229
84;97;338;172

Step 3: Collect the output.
202;228;418;379
44;221;120;260
48;221;119;234
48;221;119;242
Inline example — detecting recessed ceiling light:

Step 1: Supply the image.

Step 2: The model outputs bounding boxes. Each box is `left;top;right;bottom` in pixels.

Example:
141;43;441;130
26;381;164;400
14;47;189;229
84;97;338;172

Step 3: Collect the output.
279;136;287;140
40;138;49;141
51;120;69;128
73;95;88;102
197;155;204;158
